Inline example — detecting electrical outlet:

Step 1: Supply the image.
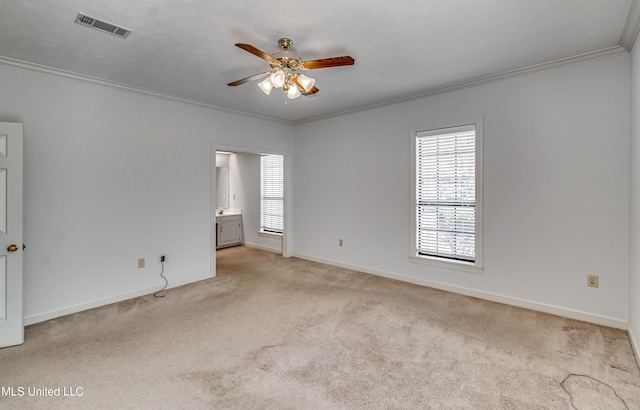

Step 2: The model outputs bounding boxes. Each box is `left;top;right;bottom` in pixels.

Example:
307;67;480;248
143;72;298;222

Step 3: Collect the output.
137;258;145;269
160;255;165;263
587;274;599;288
339;239;343;247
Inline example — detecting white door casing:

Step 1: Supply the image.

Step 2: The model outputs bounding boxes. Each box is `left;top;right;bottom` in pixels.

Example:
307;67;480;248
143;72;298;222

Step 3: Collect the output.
0;122;23;348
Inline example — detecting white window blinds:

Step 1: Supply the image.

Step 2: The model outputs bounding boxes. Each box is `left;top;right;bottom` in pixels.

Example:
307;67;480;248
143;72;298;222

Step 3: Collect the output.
416;125;476;262
261;154;284;234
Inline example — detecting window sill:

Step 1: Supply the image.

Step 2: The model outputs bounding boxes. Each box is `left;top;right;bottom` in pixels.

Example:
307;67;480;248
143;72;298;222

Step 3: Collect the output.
258;231;283;240
409;254;483;274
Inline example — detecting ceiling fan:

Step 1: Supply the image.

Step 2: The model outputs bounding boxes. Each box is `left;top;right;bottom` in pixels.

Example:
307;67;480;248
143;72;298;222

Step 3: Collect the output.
227;37;355;100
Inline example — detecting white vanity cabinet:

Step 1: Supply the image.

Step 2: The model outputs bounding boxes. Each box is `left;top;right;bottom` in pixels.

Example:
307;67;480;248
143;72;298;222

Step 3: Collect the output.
216;214;242;248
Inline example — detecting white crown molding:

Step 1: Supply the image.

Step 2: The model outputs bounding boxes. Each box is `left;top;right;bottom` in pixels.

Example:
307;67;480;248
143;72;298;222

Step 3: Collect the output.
621;0;640;51
0;45;629;126
295;46;628;125
0;56;292;125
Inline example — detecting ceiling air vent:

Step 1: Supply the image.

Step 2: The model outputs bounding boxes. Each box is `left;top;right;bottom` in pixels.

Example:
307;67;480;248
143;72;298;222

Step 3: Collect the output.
74;13;132;39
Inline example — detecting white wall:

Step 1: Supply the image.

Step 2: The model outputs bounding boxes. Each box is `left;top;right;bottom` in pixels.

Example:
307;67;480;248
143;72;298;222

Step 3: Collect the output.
0;64;293;323
293;53;630;326
629;35;640;351
0;49;632;329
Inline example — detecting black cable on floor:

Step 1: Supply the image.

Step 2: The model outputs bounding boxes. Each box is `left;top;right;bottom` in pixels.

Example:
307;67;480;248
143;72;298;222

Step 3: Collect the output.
153;262;167;298
560;373;629;410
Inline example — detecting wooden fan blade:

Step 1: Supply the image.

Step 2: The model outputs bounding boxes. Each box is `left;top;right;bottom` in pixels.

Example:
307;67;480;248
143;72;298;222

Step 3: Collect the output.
227;72;270;87
305;86;319;95
235;43;278;65
302;56;355;70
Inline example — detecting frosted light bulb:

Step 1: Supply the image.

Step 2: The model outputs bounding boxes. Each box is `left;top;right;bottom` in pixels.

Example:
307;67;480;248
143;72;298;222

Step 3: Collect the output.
257;78;274;95
287;85;301;99
296;74;315;93
270;70;285;88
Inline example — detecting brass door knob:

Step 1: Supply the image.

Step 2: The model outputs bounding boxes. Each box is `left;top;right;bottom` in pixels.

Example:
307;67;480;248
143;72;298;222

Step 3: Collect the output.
7;244;18;252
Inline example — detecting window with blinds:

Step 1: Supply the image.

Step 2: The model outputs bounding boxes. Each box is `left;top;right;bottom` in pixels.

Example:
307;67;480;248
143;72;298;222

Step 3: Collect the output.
415;124;477;262
260;154;284;234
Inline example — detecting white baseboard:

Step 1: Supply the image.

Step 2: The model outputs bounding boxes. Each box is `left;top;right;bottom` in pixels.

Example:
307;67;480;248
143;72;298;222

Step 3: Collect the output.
242;241;282;254
25;252;629;332
293;253;627;330
23;272;214;326
628;324;640;368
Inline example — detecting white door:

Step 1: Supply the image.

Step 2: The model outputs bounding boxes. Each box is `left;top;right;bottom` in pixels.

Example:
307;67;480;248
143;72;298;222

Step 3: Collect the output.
0;122;23;348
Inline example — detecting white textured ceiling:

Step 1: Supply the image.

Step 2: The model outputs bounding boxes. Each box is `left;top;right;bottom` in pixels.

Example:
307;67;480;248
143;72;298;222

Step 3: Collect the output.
0;0;636;123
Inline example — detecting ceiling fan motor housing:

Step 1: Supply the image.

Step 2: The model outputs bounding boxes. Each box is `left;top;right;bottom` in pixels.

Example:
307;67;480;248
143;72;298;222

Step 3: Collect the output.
271;38;303;70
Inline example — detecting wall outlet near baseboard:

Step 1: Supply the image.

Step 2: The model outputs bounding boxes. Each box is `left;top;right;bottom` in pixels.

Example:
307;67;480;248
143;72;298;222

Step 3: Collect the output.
137;258;145;269
587;274;599;288
339;239;343;247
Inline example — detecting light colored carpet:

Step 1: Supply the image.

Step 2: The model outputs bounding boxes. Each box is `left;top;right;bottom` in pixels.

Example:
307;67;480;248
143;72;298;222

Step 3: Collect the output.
1;246;639;409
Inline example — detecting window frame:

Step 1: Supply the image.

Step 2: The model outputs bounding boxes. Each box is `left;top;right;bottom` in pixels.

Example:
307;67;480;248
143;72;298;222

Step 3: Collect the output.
260;154;284;237
409;117;484;273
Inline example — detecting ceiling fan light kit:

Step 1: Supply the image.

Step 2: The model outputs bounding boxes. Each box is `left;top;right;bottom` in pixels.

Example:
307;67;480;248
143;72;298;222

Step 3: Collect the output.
296;74;316;93
287;84;301;99
270;69;286;88
258;77;274;95
228;37;354;100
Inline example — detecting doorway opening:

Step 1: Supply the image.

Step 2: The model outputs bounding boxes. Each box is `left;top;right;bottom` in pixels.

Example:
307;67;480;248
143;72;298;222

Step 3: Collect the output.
210;144;292;277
